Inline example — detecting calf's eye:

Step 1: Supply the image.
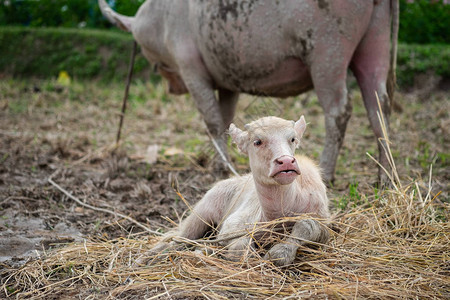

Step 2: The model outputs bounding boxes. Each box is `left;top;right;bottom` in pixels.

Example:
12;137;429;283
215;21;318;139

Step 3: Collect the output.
291;138;296;143
254;139;262;146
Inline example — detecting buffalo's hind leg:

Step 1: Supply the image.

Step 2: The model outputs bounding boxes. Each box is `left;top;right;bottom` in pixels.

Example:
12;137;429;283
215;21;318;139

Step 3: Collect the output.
350;0;393;186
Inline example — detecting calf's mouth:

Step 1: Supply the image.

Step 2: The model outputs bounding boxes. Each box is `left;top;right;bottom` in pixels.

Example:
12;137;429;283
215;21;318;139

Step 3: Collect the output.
274;169;299;176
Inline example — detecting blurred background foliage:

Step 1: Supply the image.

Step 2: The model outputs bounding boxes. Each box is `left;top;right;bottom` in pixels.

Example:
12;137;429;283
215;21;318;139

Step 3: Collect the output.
398;0;450;44
0;0;449;44
0;0;144;29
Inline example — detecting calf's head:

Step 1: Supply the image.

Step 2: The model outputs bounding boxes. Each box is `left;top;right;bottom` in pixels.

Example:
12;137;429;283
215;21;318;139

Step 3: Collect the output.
229;116;307;185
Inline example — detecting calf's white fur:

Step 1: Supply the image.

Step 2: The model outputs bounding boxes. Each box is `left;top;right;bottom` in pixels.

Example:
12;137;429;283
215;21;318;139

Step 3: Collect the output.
144;116;329;266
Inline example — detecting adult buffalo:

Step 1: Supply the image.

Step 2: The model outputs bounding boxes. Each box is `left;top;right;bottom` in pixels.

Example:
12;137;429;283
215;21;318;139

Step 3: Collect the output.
99;0;399;184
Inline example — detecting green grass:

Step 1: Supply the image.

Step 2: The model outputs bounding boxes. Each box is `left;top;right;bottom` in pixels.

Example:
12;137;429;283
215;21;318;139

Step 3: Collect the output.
415;140;450;171
334;181;366;211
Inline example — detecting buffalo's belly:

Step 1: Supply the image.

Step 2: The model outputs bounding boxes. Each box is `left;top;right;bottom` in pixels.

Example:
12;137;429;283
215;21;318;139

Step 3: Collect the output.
209;57;313;98
189;0;314;97
242;57;313;97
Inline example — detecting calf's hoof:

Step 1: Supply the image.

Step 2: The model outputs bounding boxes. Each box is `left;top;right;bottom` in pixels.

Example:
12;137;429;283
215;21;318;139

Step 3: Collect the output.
264;243;297;267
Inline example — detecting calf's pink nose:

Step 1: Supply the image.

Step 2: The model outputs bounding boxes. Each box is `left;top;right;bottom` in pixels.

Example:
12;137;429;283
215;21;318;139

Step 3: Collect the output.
275;155;296;165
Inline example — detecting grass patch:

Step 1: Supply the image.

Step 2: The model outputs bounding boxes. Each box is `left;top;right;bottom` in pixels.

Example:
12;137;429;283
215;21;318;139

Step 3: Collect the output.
334;181;365;211
0;26;152;82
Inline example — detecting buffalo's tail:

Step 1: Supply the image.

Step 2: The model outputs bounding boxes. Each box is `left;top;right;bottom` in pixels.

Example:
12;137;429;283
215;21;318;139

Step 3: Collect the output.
387;0;399;108
98;0;134;32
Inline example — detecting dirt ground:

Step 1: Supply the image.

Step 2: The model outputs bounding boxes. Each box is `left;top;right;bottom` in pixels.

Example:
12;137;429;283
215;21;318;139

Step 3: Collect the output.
0;77;448;298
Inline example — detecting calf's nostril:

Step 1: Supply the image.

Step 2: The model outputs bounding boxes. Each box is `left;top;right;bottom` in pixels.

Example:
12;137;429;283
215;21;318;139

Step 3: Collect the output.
275;158;284;165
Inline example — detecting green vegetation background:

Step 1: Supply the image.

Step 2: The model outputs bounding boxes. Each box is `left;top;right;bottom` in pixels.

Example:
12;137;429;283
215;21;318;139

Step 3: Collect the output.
1;0;449;44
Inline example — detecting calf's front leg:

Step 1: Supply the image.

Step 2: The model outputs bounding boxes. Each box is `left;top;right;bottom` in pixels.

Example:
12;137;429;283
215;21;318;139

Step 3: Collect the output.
264;219;329;267
134;207;214;265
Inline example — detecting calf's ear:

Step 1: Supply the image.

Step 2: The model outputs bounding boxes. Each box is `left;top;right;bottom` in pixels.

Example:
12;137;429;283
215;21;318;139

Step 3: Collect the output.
294;115;307;139
228;123;249;154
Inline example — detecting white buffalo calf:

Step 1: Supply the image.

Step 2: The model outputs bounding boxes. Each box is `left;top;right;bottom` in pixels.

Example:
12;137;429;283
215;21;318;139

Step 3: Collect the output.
145;116;329;266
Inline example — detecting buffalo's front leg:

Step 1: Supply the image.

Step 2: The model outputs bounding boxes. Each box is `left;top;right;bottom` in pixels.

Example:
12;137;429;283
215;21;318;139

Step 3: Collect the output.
218;88;239;129
313;71;353;184
176;44;231;171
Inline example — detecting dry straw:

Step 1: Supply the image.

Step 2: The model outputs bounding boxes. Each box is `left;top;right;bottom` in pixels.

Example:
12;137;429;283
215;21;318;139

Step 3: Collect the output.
2;97;449;299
